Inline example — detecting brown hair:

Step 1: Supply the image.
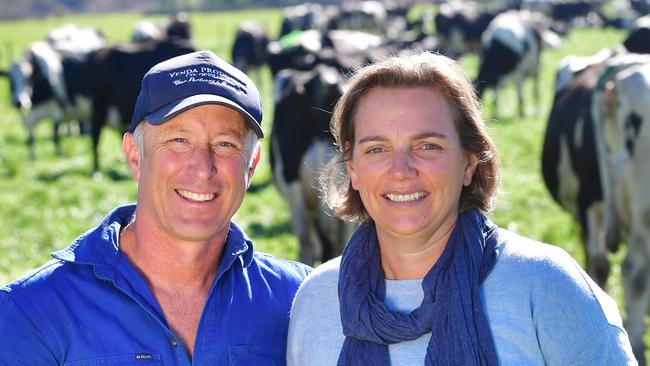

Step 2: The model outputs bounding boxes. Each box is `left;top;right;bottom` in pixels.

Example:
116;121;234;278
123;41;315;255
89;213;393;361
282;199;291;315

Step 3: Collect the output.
321;52;500;222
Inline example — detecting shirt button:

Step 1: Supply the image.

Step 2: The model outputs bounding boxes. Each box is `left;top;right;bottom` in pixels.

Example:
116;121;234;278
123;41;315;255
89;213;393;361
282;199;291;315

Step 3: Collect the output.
170;339;178;347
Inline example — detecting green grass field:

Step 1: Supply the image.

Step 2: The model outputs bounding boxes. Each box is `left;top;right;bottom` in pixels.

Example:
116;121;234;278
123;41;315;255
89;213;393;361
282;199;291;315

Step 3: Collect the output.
0;9;646;355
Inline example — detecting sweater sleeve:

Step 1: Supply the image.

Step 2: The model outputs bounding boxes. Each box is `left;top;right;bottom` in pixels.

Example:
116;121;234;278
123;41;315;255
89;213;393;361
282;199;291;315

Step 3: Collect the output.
528;246;637;365
565;323;637;365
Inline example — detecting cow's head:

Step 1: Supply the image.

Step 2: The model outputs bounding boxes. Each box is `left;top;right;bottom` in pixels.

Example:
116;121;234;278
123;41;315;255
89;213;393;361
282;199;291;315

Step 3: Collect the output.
8;55;35;110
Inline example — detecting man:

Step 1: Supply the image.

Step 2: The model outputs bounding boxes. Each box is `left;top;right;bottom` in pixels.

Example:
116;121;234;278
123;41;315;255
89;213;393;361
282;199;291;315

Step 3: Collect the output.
0;50;311;365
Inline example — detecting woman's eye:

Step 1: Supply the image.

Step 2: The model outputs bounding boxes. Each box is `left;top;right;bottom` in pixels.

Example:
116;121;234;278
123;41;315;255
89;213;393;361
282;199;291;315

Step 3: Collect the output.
420;143;440;150
172;137;187;143
367;147;383;154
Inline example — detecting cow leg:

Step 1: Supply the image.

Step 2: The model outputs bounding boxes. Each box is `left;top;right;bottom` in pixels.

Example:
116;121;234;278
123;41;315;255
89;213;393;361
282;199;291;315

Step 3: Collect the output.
26;126;36;159
315;207;345;262
491;88;499;120
90;103;107;174
622;230;650;365
22;110;42;159
286;182;321;265
91;122;101;173
533;63;540;114
52;119;63;156
516;74;525;117
584;202;610;286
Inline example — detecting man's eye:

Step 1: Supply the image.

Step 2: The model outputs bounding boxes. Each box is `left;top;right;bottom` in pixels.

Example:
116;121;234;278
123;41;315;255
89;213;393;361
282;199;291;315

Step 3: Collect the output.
367;147;383;154
172;138;187;143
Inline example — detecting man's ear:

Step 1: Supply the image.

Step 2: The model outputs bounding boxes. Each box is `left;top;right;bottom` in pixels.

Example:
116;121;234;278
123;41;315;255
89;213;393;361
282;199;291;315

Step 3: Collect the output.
247;142;261;185
123;132;141;181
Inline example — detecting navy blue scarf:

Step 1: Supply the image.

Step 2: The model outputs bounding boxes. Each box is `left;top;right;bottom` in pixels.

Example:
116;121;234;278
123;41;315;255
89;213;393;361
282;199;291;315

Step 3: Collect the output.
337;208;500;366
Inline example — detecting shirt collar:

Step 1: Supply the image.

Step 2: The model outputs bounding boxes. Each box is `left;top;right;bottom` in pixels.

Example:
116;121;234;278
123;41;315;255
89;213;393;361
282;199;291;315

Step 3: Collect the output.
51;204;255;271
51;204;133;269
222;221;255;269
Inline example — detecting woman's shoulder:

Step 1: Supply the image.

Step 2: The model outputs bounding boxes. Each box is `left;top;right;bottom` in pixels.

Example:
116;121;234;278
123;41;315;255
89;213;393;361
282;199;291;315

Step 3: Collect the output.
496;228;573;262
292;257;341;309
494;228;589;279
491;228;622;324
289;257;343;337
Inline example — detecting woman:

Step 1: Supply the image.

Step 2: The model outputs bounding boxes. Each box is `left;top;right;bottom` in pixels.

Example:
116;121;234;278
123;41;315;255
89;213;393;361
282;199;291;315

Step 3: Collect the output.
286;52;636;365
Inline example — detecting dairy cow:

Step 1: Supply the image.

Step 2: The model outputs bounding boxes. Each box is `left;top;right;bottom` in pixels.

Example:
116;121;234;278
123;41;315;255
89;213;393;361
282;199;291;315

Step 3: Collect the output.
271;64;355;265
591;54;650;364
231;20;269;77
278;3;336;37
476;10;554;119
8;25;106;156
87;39;195;172
542;49;615;286
435;2;497;59
132;13;192;43
623;15;650;54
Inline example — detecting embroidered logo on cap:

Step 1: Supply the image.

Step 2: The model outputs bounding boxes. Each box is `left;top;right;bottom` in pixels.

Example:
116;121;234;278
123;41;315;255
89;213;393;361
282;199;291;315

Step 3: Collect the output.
169;66;247;94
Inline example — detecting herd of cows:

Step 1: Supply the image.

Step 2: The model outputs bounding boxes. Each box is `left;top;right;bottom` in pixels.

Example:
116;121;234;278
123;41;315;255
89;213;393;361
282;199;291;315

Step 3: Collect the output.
3;0;650;361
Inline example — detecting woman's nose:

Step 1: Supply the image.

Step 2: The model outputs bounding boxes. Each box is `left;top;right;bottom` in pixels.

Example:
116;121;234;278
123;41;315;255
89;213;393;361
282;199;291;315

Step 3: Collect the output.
388;149;417;179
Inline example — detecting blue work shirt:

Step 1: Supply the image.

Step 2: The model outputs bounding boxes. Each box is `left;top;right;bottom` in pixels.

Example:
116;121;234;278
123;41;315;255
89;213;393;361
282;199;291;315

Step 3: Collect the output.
0;204;311;365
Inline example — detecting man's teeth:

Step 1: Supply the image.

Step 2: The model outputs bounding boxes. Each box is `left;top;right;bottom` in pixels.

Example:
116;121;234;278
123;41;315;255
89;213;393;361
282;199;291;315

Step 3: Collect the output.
177;190;215;202
386;192;426;202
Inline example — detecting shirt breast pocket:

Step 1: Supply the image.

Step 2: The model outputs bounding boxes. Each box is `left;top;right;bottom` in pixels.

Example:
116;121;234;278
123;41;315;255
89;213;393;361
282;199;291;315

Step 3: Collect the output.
63;352;163;366
229;344;285;366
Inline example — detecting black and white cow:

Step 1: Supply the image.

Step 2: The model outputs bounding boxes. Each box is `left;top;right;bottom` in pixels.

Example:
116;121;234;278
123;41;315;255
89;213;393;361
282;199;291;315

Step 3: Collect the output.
434;2;498;59
132;13;192;43
475;10;554;119
270;64;356;265
338;0;388;33
87;39;195;172
231;20;269;78
524;0;601;30
591;54;650;365
542;49;615;287
8;25;106;157
165;12;192;40
47;23;107;56
623;15;650;55
278;3;336;37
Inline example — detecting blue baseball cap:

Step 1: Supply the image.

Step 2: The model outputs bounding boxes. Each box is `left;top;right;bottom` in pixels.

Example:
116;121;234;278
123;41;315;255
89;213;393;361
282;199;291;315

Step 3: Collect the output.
129;50;264;137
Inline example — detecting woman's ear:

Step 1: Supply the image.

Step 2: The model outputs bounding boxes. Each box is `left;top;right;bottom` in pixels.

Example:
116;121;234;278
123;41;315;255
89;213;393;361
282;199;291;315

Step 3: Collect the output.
123;133;141;181
463;153;479;187
344;141;359;190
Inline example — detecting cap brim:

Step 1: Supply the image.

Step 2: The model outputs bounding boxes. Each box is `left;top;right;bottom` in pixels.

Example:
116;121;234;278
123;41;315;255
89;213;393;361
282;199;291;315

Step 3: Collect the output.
144;94;264;138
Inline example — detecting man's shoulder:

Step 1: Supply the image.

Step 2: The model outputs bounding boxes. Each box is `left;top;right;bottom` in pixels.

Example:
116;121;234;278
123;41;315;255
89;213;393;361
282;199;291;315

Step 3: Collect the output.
250;252;313;281
1;259;73;308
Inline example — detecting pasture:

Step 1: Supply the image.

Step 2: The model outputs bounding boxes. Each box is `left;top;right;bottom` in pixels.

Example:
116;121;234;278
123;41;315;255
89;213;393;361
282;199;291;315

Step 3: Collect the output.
0;7;646;355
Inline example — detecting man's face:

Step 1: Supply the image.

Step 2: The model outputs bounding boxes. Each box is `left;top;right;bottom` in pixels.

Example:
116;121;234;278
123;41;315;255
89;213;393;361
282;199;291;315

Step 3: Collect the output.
124;104;257;244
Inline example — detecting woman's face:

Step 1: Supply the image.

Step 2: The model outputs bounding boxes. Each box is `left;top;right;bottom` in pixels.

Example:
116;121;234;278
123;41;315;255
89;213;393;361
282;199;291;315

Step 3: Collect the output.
347;86;477;243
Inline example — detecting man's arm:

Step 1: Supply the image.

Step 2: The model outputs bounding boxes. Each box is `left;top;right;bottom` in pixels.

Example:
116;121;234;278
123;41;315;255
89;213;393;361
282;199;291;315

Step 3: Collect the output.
0;290;59;365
